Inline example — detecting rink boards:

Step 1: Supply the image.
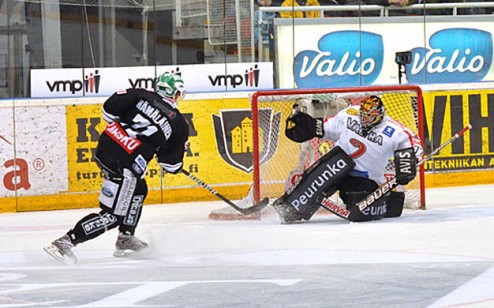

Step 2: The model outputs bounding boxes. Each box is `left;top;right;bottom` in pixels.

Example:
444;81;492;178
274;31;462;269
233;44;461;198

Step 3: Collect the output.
1;85;493;212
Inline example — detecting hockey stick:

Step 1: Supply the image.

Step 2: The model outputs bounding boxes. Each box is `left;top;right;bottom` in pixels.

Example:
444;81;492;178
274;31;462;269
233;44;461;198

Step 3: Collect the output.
182;169;269;215
355;124;472;212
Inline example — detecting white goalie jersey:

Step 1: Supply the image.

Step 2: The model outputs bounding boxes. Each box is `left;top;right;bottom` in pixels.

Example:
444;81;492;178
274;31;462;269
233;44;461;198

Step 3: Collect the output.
323;105;423;185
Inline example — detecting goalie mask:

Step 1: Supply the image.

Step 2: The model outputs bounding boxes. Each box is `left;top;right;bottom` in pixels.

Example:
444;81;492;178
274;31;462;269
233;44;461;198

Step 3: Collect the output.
360;96;385;131
156;72;186;102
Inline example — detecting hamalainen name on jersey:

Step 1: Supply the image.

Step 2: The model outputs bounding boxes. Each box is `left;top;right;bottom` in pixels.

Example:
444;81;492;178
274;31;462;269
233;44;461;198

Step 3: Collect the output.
136;99;172;139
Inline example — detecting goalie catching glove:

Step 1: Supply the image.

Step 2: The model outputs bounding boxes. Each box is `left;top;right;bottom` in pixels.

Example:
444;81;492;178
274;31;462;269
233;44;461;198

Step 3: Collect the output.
285;112;324;143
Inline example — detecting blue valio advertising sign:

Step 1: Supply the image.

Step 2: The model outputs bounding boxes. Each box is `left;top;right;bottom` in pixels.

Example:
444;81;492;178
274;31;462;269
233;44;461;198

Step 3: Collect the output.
277;18;494;88
407;28;493;84
293;31;384;87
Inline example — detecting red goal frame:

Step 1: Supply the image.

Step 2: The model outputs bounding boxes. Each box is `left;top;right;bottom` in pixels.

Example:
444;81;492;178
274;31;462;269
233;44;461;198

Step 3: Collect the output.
251;85;426;210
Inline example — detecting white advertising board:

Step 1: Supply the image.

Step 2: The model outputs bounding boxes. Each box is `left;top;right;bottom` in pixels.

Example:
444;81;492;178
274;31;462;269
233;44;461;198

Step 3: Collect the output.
276;17;494;88
31;63;274;98
0;105;68;196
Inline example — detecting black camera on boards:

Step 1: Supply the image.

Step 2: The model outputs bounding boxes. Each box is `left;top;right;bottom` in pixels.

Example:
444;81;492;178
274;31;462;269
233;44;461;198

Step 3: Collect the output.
395;51;412;84
395;51;412;65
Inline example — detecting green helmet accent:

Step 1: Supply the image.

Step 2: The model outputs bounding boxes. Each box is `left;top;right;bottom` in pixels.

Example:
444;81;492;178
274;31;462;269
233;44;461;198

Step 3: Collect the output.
156;72;185;101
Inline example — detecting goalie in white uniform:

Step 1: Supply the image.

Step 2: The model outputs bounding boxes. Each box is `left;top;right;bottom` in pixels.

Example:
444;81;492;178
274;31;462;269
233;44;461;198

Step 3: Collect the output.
272;95;423;223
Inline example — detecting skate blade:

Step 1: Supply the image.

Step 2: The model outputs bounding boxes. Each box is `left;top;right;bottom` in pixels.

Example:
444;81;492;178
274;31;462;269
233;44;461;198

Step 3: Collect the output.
113;247;149;258
113;249;126;258
43;244;77;265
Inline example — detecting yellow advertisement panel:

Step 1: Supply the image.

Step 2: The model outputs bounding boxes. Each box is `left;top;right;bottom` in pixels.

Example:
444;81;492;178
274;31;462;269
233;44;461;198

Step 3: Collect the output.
65;97;254;194
422;89;494;172
66;103;105;191
180;97;254;187
3;88;494;214
64;89;494;198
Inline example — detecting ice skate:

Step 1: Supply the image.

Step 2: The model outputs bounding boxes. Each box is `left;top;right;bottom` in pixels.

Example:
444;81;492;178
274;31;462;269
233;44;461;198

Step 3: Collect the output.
113;233;149;257
43;234;77;265
271;198;302;224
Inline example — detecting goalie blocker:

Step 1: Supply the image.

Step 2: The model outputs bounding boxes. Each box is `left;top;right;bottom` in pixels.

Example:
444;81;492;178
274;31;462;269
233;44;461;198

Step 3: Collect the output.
394;147;417;185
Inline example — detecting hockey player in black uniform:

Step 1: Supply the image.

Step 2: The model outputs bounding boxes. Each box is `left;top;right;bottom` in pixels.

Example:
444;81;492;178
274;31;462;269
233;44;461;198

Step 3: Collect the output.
44;72;189;265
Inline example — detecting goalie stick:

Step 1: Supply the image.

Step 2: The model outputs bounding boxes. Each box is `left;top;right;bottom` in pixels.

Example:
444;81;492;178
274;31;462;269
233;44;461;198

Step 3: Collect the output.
319;124;472;220
182;169;269;215
355;123;472;212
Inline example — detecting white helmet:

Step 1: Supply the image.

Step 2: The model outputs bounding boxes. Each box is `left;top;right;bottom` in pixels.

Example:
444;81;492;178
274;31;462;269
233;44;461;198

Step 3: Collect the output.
156;72;185;102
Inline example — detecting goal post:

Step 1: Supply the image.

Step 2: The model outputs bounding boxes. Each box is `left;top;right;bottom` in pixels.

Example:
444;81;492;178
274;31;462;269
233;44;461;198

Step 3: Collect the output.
250;85;426;211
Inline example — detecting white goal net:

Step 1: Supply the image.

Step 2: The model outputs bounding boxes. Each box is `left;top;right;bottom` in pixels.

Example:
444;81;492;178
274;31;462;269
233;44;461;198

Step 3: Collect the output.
210;85;425;220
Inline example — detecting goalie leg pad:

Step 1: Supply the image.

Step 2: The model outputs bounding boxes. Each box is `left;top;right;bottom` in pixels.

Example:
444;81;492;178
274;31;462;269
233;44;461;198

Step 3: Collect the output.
282;146;355;221
346;192;387;222
272;198;303;224
385;191;405;218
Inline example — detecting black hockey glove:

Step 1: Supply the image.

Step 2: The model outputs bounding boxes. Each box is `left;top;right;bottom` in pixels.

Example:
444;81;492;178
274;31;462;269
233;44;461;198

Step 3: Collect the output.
394;147;417;185
285;112;324;143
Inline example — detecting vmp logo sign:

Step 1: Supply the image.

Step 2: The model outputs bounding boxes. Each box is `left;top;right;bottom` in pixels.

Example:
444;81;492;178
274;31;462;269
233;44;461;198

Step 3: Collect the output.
128;67;182;90
208;64;261;90
128;77;156;89
46;70;101;94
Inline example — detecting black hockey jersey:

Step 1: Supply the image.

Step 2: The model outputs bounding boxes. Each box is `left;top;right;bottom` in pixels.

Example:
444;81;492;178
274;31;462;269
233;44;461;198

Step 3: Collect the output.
95;88;189;177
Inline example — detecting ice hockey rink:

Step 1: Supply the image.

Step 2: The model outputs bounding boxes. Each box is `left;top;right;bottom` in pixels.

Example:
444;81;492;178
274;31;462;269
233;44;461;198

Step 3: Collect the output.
1;184;494;307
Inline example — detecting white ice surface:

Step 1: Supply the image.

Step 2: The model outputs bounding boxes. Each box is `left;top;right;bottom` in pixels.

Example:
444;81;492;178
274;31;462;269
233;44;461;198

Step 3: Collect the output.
1;184;494;307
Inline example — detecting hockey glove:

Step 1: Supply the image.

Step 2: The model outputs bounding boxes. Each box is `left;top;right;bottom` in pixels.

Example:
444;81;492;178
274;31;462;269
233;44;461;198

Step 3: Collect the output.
394;147;417;185
160;162;183;174
285;112;324;143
